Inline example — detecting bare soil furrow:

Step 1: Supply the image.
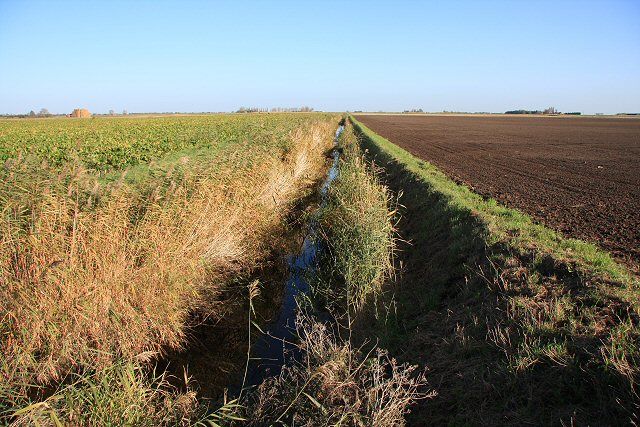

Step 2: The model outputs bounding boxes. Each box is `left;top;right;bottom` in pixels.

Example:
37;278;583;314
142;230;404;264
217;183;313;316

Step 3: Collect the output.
355;114;640;265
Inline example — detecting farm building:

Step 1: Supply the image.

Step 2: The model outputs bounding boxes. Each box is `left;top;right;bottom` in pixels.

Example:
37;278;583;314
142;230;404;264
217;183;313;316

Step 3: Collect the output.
70;108;91;118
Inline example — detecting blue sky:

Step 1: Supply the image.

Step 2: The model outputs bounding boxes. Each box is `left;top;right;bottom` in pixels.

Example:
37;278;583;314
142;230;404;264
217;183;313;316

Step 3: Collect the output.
0;0;638;114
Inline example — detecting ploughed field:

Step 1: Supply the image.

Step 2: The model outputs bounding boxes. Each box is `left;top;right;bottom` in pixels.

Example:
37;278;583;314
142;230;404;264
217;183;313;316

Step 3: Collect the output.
355;114;640;265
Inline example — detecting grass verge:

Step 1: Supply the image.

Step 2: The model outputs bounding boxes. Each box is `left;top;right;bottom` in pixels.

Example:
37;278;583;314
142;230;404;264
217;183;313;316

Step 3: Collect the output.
350;115;639;425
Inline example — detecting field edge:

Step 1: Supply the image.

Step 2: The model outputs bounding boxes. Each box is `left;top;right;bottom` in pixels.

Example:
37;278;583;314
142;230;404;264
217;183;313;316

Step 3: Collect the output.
350;116;637;289
350;114;639;425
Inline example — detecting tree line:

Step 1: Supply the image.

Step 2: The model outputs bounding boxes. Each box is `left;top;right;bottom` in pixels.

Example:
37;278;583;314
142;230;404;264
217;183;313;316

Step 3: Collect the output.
505;107;581;115
236;106;314;113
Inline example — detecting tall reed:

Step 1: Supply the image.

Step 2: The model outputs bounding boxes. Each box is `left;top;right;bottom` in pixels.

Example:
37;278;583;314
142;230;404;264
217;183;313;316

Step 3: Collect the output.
1;115;337;423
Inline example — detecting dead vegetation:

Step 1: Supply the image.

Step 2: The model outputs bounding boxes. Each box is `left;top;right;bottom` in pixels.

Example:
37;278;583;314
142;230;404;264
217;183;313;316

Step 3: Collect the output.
0;115;337;423
244;313;432;426
238;121;430;426
69;108;91;118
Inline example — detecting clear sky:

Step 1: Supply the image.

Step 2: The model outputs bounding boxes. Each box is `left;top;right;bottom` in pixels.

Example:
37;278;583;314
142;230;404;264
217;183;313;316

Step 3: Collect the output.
1;0;639;114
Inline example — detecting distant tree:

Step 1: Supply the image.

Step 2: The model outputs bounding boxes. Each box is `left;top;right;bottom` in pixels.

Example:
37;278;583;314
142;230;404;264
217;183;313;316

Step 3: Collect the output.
505;109;542;115
543;106;558;114
109;109;115;115
38;108;50;117
122;109;128;115
29;110;36;117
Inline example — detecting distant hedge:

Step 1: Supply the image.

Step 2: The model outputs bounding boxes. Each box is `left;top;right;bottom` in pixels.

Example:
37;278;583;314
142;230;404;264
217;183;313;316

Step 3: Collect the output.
505;110;542;114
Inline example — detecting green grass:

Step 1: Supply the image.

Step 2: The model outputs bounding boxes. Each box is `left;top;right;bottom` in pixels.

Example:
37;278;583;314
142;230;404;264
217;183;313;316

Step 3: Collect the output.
312;123;396;313
9;360;202;426
349;115;640;425
351;117;636;289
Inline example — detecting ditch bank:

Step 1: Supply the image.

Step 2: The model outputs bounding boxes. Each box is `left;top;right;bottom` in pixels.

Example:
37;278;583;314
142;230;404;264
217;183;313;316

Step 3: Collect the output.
240;123;345;388
161;124;345;401
2;115;344;426
235;120;429;425
350;115;639;426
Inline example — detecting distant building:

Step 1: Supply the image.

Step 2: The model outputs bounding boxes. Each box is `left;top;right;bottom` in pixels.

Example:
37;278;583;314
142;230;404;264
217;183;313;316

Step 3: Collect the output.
70;108;91;118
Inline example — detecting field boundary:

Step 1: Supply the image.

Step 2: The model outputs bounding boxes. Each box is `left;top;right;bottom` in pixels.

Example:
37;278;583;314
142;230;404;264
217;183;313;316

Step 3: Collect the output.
353;113;640;268
350;116;637;289
349;115;639;424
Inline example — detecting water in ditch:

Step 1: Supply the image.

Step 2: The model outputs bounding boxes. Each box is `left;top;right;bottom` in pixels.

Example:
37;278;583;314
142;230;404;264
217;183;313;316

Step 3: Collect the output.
241;124;344;389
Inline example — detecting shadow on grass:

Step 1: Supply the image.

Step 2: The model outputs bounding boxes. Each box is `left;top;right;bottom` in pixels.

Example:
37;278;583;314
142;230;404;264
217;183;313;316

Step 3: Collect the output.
352;122;639;426
159;190;317;402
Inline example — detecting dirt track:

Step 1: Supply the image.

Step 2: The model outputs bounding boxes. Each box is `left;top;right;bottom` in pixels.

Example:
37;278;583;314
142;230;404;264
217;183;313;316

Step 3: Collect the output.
355;114;640;265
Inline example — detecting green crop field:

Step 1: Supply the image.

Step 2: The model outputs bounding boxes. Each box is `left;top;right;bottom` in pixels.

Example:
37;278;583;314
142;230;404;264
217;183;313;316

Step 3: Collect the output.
0;114;328;170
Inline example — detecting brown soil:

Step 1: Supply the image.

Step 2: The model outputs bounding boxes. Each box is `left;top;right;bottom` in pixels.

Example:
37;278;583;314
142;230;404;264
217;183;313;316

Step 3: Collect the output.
355;114;640;266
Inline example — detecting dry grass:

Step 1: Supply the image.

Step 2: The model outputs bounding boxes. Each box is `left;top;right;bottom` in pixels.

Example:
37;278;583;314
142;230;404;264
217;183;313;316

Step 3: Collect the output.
239;122;428;426
0;116;336;421
244;313;432;426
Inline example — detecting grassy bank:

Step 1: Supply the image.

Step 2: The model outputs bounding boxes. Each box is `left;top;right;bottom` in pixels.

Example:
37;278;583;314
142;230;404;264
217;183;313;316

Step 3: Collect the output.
0;113;338;424
313;122;396;315
240;121;429;425
350;116;639;425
